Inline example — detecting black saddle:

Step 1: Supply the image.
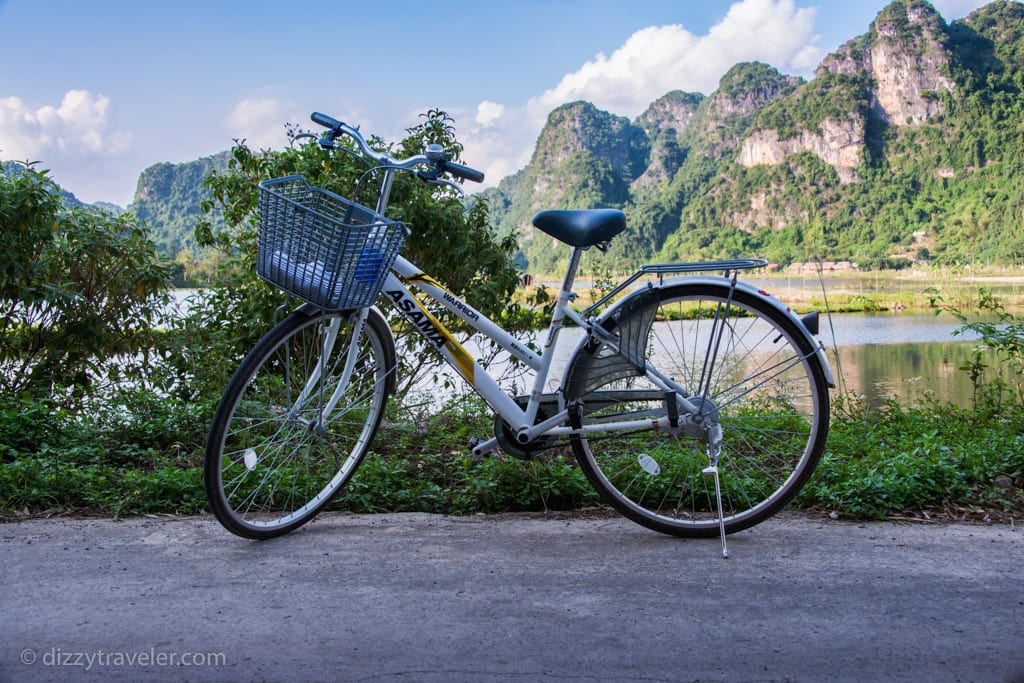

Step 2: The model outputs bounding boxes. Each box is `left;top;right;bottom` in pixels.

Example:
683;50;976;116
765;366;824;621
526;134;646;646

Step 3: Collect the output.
532;209;626;248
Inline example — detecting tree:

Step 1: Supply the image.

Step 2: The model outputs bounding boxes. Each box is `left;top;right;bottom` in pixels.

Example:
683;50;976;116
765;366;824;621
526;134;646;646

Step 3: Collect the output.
186;110;522;400
0;164;172;400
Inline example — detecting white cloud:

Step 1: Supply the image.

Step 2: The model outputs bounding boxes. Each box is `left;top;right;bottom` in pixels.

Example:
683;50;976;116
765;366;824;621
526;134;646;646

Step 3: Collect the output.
0;90;136;204
475;101;505;128
225;97;301;150
531;0;817;120
461;0;822;189
0;90;132;160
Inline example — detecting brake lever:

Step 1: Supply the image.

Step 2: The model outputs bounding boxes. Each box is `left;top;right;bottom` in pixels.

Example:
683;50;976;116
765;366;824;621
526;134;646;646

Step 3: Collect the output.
416;170;464;196
435;178;465;195
290;132;319;147
318;133;337;150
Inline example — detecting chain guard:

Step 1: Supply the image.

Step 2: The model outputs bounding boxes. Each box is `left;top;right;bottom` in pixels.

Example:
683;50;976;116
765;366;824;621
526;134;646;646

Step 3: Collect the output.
493;395;557;460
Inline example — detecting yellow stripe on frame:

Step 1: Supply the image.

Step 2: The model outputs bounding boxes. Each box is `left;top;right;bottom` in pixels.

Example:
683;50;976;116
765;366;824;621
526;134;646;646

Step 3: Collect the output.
403;276;475;382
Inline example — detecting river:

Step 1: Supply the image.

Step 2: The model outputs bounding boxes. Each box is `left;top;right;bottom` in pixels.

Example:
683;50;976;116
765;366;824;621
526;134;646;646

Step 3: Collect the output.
822;312;990;408
170;290;1000;409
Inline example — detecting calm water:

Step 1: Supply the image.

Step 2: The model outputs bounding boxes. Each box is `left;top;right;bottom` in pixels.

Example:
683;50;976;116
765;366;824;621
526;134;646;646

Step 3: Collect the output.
822;313;989;407
171;291;999;408
445;312;994;409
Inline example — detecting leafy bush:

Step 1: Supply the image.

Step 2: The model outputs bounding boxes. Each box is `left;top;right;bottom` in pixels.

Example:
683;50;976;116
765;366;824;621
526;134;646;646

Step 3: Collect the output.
1;163;172;401
804;399;1023;520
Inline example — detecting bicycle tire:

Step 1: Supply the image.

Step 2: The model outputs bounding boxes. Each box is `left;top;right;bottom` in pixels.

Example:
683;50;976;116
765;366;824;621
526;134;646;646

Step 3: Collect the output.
205;307;395;539
564;281;829;537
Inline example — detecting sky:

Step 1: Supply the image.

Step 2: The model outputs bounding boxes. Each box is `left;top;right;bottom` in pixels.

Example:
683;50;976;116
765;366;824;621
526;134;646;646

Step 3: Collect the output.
0;0;996;207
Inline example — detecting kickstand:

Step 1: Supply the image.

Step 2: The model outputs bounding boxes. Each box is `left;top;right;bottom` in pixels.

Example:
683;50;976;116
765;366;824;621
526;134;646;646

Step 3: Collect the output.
703;429;728;559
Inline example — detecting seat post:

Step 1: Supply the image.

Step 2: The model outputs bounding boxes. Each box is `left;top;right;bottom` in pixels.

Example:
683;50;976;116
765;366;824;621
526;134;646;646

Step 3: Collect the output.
559;246;585;295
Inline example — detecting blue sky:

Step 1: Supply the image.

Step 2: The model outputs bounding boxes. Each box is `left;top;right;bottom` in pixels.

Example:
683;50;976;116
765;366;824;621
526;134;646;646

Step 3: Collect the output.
0;0;993;206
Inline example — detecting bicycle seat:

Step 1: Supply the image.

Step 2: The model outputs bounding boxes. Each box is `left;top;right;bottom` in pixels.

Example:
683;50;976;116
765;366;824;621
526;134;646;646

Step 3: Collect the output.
532;209;626;248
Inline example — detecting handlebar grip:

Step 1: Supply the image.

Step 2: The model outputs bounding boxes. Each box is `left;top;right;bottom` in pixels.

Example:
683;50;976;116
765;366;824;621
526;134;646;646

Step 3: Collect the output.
311;112;342;130
440;160;485;183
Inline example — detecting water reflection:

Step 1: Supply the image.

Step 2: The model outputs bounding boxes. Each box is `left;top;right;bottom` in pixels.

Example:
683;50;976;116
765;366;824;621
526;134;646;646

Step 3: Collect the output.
822;313;991;408
830;340;991;408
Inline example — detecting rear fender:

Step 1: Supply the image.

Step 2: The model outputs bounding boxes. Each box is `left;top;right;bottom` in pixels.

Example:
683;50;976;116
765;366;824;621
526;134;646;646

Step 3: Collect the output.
585;276;835;389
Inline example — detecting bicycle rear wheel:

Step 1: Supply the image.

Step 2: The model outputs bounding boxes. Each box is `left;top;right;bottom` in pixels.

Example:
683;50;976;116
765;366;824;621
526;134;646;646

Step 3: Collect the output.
564;281;829;537
205;307;395;539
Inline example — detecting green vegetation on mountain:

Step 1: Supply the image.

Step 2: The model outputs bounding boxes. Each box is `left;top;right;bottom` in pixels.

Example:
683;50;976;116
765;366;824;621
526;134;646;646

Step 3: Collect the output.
130;152;228;254
483;0;1024;274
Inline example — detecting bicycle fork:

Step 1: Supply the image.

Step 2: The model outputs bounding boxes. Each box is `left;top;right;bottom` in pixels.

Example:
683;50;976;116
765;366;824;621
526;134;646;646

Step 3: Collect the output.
288;308;369;431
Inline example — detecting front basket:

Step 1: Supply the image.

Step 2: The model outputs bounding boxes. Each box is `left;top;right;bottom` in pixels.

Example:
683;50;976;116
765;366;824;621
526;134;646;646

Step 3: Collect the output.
256;175;407;309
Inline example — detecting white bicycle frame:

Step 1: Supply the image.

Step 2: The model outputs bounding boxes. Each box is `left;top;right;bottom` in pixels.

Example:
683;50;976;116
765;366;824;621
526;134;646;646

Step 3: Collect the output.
375;248;715;458
260;112;835;556
297;117;721;452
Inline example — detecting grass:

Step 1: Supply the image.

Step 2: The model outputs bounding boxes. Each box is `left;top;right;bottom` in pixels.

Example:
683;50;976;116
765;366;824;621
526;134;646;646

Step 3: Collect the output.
2;390;1022;524
525;264;1024;315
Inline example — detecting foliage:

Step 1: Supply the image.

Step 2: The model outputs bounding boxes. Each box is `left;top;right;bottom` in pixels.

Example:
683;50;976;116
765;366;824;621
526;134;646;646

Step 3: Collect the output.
130;152;230;256
0;163;172;400
803;398;1023;520
181;110;522;401
3;385;1021;521
4;8;1024;526
756;72;872;140
932;287;1024;412
477;2;1024;274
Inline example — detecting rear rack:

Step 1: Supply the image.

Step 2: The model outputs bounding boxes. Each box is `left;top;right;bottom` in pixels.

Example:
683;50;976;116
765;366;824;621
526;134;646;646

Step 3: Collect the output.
584;258;768;316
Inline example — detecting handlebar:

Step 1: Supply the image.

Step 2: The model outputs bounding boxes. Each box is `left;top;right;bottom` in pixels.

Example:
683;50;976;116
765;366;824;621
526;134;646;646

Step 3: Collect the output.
438;158;485;184
310;111;484;184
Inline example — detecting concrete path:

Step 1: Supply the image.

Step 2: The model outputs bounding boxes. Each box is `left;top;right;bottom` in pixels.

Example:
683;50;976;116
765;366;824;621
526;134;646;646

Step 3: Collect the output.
2;511;1022;682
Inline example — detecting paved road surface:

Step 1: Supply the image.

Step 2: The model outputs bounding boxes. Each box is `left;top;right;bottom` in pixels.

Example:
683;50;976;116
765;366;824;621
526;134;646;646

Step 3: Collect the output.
2;511;1022;682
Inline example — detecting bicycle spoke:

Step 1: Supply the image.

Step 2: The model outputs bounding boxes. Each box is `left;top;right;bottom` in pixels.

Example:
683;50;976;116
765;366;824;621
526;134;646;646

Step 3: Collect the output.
567;282;828;537
205;310;394;539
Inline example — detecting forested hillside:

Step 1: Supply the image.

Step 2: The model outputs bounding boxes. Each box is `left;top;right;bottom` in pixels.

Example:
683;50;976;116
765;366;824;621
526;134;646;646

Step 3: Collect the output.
485;0;1024;274
1;161;123;215
129;151;229;257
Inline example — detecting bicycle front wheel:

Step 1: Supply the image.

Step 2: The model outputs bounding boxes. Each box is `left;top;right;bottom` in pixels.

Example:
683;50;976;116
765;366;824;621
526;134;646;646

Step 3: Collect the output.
205;307;395;539
564;281;829;537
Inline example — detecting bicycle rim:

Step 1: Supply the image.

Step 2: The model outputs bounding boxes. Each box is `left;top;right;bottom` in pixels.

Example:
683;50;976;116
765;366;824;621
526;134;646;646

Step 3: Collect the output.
566;282;829;537
205;309;394;539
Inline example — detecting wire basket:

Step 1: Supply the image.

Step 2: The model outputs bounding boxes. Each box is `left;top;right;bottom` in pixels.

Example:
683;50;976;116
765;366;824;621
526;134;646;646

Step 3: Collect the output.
256;175;408;309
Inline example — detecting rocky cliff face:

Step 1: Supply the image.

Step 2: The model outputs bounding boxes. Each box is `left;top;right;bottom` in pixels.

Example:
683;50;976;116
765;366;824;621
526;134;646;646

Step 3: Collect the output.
633;91;704;186
481;0;1024;271
530;102;649;181
689;62;803;160
635;91;704;139
820;0;954;126
738;116;865;183
738;0;954;182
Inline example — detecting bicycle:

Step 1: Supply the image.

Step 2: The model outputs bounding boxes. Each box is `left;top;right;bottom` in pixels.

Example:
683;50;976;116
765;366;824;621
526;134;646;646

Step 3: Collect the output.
204;111;835;556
